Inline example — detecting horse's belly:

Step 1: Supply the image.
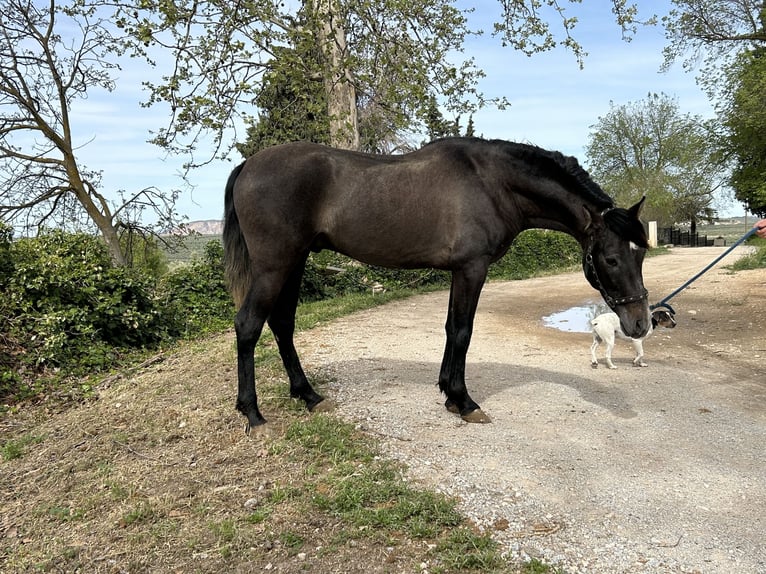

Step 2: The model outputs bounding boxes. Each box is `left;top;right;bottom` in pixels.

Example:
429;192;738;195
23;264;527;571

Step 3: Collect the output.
318;203;453;267
327;223;455;269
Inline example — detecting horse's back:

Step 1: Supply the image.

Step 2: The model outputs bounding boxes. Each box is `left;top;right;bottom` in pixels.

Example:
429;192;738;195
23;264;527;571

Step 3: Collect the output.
232;141;507;269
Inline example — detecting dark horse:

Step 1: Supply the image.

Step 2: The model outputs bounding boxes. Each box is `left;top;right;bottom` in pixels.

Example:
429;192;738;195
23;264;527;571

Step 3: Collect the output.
223;137;650;430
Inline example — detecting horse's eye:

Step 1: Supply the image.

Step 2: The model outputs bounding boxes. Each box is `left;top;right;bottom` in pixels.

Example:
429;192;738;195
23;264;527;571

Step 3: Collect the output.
605;257;618;267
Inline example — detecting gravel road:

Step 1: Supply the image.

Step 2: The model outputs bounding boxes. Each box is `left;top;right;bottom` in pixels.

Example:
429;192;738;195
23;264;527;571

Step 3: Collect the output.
300;246;766;574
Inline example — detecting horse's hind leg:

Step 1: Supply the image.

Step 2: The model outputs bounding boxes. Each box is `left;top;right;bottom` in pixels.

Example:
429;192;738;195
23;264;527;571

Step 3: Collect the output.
438;263;491;423
235;270;291;431
267;256;327;412
235;289;269;431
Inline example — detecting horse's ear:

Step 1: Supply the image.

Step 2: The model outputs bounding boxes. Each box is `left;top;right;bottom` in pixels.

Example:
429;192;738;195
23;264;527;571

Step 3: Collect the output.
582;205;594;231
629;195;646;219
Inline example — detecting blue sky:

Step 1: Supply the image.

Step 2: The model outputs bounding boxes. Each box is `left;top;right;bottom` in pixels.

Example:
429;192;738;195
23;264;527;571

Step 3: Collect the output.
69;1;736;224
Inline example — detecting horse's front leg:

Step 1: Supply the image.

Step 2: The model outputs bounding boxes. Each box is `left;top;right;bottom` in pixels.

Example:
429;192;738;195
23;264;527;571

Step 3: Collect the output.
438;263;491;423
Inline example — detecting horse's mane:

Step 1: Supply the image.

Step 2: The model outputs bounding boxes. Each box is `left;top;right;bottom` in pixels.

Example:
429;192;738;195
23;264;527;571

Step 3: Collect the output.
425;138;646;244
517;144;647;246
491;139;614;210
425;137;614;209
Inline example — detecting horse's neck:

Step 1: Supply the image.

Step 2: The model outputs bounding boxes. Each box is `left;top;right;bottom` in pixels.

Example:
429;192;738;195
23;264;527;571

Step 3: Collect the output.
516;188;592;243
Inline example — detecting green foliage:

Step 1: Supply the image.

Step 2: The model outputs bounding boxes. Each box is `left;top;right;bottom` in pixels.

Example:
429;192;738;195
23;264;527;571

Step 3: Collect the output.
0;233;233;402
720;47;766;216
158;240;234;337
585;93;725;227
235;29;330;158
301;251;451;302
729;239;766;270
661;0;766;96
3;230;165;375
0;222;12;282
488;230;581;280
0;222;17;397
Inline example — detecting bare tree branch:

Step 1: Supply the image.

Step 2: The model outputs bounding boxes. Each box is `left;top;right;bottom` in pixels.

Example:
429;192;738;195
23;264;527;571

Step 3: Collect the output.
1;0;184;265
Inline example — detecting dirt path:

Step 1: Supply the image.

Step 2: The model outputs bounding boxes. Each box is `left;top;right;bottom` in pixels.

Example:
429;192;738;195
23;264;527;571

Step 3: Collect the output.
299;247;766;574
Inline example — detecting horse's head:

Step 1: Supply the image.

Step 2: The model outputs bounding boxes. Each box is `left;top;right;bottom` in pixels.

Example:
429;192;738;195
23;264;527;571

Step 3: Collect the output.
582;197;650;339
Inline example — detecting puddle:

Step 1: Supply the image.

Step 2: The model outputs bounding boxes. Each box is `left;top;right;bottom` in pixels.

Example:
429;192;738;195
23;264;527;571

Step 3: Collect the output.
543;301;607;333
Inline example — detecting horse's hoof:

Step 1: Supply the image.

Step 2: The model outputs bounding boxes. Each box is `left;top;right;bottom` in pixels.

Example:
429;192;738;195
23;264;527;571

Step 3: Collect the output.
309;399;336;413
244;420;270;436
461;409;491;424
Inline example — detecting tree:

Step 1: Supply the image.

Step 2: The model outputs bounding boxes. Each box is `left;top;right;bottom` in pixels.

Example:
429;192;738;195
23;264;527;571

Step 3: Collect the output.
661;1;766;215
0;0;182;265
586;93;725;229
235;30;331;158
311;0;358;150
662;0;766;90
719;47;766;216
104;0;649;159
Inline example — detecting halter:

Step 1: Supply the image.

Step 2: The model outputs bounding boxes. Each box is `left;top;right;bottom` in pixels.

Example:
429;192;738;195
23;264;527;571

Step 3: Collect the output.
584;243;648;309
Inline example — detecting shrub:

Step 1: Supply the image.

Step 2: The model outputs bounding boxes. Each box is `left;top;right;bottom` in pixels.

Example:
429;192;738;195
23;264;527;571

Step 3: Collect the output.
729;237;766;271
489;229;581;279
2;230;167;386
301;251;450;302
158;240;235;336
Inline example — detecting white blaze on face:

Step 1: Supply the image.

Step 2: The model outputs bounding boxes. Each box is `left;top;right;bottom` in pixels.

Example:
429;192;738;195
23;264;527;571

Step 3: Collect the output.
630;241;640;251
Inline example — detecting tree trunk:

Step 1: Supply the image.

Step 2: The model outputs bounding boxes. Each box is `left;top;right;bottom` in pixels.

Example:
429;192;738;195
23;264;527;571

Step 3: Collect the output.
311;0;360;150
65;159;126;266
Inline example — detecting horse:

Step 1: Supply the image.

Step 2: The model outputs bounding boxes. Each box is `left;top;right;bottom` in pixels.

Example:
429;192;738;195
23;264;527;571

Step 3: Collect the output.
223;137;650;431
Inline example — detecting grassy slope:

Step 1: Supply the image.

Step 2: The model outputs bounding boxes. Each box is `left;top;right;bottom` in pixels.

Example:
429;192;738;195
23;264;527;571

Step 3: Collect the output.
1;291;560;574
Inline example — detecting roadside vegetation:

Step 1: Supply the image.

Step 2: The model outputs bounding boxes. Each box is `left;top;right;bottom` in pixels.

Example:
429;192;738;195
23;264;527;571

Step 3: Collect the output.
0;224;586;573
729;235;766;270
0;225;585;408
2;223;763;573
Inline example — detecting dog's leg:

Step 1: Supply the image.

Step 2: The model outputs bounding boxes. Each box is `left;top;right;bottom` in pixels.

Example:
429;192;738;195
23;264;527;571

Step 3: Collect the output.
604;333;617;369
631;339;647;367
590;336;601;368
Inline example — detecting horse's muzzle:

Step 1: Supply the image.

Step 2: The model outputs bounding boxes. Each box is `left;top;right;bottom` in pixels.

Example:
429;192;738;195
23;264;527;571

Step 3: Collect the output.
619;310;650;339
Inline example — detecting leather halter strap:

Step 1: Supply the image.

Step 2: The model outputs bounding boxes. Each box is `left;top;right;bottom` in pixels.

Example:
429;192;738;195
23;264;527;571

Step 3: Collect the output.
584;245;648;308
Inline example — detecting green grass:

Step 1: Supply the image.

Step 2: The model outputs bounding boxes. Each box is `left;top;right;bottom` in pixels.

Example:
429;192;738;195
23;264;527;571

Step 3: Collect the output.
272;413;510;571
729;239;766;270
1;433;45;461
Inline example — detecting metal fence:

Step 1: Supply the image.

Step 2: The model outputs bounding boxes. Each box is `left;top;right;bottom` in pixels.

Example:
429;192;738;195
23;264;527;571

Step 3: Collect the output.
658;227;715;247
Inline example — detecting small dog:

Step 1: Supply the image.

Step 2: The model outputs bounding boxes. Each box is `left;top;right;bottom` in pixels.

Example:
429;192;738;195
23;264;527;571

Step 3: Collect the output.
590;309;676;369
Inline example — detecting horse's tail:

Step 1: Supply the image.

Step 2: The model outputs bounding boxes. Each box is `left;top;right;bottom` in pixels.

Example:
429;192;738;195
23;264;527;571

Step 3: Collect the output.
223;161;250;309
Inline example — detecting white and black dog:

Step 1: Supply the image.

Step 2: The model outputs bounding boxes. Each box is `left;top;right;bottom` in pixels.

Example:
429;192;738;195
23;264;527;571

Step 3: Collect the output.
590;309;676;369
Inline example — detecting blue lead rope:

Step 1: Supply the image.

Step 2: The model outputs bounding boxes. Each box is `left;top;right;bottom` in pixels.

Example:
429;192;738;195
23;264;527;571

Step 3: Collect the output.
650;226;760;314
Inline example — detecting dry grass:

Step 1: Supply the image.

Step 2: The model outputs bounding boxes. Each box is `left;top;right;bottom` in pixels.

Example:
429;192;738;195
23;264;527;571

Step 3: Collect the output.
1;332;517;573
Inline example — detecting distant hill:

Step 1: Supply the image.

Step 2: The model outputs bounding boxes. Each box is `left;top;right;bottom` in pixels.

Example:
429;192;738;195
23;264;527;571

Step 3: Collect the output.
180;220;223;235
